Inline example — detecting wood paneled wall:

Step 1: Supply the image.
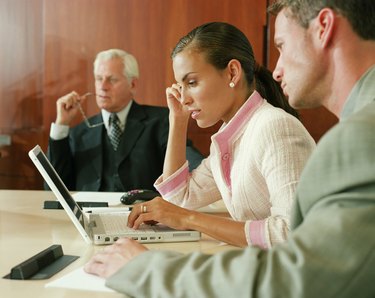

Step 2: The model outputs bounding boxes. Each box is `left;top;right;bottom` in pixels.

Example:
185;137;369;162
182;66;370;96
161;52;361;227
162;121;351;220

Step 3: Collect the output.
0;0;336;190
0;0;45;189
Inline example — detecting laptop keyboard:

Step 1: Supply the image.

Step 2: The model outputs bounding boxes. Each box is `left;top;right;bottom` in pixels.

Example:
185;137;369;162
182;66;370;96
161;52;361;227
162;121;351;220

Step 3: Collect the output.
100;213;153;234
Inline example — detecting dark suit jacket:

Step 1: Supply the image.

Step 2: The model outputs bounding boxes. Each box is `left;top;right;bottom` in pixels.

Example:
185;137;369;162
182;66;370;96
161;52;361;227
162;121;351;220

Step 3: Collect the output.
47;101;203;191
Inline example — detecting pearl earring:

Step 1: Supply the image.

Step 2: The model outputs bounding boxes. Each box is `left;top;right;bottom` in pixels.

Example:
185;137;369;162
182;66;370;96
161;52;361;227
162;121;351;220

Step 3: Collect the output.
229;82;235;88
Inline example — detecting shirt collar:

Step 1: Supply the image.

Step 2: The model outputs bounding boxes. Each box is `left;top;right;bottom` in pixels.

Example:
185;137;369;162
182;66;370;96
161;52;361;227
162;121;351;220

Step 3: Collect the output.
211;90;264;190
213;90;264;143
340;65;375;120
101;100;133;131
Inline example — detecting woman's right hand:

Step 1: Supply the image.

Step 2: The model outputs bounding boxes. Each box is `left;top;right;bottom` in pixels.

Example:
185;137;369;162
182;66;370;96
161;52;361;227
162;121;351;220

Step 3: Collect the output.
163;83;191;178
165;83;191;121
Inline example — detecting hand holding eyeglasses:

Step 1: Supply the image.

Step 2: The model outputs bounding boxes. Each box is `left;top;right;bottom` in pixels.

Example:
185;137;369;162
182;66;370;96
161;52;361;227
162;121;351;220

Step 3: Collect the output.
55;92;103;128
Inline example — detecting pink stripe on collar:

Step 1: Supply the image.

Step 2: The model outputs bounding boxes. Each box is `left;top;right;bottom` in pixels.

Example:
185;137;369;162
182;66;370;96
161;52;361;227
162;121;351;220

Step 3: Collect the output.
212;91;264;189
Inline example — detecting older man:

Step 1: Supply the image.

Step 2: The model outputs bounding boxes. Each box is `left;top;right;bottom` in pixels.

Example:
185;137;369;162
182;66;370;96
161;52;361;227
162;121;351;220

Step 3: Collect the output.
47;49;203;192
84;2;375;297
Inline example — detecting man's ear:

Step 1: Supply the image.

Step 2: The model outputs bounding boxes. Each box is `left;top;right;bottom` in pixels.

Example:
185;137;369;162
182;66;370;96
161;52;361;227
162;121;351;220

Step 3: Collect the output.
227;59;242;85
129;78;138;97
316;8;336;48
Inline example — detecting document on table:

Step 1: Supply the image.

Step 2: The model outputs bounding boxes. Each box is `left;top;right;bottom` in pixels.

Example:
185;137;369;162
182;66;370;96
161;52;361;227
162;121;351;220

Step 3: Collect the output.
45;266;115;293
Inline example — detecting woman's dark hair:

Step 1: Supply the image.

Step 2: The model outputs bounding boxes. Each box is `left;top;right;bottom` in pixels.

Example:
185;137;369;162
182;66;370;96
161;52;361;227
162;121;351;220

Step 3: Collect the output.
172;22;298;118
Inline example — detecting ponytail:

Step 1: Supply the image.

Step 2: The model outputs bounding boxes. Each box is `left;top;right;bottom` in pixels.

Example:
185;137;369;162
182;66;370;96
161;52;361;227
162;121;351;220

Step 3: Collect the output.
254;63;299;119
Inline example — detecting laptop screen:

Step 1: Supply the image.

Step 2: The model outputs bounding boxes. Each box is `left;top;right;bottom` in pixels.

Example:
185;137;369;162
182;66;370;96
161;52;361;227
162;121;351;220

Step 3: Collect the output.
33;146;84;225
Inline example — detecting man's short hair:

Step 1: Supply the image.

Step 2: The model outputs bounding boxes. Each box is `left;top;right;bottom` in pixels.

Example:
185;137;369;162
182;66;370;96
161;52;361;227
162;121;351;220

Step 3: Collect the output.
93;49;139;80
268;0;375;40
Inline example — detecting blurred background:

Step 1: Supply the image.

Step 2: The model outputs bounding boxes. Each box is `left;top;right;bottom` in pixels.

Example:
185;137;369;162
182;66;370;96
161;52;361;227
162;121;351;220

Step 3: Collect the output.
0;0;337;189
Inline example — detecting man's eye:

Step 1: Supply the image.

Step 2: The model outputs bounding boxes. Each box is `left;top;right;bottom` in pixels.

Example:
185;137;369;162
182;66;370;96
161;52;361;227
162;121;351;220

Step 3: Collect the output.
188;80;196;86
110;78;119;84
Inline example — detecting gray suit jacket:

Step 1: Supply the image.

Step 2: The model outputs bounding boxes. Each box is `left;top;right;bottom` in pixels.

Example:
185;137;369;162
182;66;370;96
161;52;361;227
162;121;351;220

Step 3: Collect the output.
105;70;375;297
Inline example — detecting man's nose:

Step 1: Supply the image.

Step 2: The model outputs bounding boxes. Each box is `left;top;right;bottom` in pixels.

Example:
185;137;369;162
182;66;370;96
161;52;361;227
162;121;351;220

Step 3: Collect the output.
99;78;111;89
272;60;283;82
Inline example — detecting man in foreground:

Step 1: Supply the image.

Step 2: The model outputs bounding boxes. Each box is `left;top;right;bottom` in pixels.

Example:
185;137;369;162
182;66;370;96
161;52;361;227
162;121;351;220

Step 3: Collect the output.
84;1;375;297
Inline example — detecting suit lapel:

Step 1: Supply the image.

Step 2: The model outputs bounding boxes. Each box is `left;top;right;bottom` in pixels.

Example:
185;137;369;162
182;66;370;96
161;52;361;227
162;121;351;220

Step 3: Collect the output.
82;114;104;176
79;106;147;169
117;102;146;164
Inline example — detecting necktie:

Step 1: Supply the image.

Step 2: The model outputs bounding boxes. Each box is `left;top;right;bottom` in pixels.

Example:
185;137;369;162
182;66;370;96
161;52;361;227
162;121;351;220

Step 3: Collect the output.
109;113;122;151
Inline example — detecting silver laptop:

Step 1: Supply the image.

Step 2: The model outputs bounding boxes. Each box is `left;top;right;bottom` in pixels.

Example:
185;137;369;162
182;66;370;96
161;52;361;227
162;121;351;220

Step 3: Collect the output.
28;145;200;245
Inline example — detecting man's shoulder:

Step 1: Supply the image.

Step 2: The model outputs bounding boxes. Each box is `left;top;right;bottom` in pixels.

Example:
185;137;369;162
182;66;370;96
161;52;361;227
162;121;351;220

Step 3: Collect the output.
136;103;168;113
320;101;375;146
315;100;373;138
131;102;169;119
343;101;375;125
293;102;375;226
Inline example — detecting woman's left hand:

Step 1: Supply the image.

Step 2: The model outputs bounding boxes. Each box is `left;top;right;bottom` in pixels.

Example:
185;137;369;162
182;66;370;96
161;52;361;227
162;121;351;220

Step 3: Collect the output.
127;197;193;230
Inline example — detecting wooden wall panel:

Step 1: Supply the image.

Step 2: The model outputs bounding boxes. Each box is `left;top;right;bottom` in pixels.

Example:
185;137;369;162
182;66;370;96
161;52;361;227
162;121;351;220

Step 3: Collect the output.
0;0;44;189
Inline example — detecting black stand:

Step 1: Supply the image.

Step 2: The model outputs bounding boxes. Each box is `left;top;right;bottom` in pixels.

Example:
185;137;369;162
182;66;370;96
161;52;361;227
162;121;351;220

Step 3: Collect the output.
43;200;108;209
3;244;79;280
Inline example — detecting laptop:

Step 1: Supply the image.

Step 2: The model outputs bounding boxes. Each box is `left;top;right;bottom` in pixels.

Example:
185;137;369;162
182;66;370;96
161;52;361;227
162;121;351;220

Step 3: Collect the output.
28;145;201;245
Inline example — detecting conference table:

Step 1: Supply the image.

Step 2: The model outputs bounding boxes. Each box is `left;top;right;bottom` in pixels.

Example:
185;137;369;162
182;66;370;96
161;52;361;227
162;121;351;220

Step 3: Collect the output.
0;190;238;297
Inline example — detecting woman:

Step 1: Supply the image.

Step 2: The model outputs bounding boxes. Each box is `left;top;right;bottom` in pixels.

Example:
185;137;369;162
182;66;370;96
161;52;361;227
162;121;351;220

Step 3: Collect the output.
127;22;315;248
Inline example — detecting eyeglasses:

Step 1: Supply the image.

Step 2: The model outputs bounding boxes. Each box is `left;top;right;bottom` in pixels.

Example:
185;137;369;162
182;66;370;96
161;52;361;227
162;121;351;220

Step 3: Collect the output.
77;93;104;128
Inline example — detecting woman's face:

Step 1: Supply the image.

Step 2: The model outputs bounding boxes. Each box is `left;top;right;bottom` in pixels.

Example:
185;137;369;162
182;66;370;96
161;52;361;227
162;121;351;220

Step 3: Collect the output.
172;49;238;128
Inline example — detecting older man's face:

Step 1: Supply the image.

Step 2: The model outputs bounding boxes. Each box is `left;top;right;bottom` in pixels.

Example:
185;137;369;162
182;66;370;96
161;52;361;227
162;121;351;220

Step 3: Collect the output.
272;9;326;109
94;58;136;113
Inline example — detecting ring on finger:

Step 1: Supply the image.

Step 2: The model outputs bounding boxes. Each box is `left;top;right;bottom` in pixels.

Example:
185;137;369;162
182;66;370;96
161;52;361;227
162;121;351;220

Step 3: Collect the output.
141;205;147;213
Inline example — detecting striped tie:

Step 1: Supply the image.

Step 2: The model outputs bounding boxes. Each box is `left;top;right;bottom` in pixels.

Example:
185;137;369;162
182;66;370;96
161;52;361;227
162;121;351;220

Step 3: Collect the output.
109;113;122;151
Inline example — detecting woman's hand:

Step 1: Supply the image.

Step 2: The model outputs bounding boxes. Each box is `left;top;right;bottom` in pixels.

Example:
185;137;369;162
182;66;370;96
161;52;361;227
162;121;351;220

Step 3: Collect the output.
84;238;148;278
165;83;191;121
127;197;194;230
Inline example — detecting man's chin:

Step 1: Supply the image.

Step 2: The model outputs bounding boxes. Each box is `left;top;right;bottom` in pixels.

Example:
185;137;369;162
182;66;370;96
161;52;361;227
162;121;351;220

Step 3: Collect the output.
287;95;305;110
289;99;322;110
98;104;111;111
